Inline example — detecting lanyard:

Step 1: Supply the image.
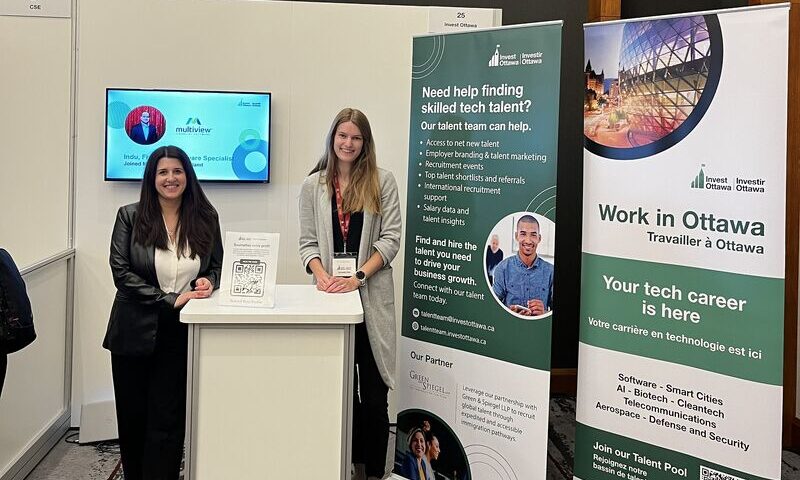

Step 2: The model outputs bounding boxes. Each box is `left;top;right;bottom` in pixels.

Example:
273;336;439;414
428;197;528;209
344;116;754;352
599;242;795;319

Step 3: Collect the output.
333;174;351;252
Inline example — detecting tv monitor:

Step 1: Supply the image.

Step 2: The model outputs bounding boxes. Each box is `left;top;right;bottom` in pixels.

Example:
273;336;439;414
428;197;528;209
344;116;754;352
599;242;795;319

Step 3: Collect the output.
105;88;271;182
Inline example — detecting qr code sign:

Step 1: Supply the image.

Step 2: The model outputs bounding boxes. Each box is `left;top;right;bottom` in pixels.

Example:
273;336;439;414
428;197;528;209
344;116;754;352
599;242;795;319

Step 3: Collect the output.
700;466;744;480
231;259;267;297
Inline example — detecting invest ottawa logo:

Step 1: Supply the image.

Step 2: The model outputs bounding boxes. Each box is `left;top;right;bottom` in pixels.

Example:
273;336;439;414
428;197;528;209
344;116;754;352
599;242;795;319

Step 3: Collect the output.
488;44;543;68
238;99;262;107
690;165;766;193
690;165;708;189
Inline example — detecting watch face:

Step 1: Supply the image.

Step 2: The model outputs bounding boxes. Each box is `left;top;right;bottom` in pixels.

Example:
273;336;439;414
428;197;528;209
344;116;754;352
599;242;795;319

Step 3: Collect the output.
356;271;366;279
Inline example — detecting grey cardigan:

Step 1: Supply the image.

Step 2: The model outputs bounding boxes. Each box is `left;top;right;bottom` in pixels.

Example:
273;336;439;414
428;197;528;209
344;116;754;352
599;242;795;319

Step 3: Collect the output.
298;168;402;388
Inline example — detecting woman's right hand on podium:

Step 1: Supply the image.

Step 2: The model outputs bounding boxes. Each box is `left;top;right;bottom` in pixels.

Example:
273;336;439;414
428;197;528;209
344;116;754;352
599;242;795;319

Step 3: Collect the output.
315;271;335;291
308;258;334;292
174;290;207;309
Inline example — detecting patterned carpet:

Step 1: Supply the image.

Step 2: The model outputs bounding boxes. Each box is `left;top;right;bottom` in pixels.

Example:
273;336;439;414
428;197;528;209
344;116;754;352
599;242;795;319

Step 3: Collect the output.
106;459;123;480
547;396;576;479
106;457;184;480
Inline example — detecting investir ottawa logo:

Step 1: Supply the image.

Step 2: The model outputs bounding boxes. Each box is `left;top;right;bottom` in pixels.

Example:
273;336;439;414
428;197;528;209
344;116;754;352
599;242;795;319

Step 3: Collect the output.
238;99;262;107
690;164;766;193
175;117;211;135
488;44;543;67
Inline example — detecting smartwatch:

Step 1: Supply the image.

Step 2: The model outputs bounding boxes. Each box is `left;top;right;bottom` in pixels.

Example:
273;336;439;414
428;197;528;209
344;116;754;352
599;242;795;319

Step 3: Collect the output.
355;270;367;287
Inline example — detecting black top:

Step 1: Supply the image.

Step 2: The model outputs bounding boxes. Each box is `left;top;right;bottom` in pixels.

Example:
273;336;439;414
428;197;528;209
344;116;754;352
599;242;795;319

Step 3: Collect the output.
331;195;364;254
486;247;504;274
104;203;223;356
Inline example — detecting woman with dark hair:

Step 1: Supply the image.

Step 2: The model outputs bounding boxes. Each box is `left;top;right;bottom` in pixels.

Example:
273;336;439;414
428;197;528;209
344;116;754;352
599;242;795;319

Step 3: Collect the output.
299;108;402;480
424;429;441;477
104;145;223;480
400;428;434;480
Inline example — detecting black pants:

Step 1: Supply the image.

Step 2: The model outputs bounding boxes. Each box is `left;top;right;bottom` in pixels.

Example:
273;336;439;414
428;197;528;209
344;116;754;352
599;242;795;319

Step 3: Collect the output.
111;314;187;480
352;323;389;478
0;353;6;398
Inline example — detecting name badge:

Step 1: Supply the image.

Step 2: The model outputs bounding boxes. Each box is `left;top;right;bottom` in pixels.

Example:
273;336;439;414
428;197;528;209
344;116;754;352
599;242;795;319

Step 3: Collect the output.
332;253;358;277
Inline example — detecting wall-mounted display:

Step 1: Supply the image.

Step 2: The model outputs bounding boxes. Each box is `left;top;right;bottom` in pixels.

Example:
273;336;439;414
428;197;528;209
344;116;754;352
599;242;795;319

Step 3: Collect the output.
105;88;271;182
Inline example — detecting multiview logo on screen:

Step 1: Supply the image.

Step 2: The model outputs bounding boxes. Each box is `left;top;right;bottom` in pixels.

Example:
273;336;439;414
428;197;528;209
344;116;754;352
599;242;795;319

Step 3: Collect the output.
488;44;543;68
175;117;211;135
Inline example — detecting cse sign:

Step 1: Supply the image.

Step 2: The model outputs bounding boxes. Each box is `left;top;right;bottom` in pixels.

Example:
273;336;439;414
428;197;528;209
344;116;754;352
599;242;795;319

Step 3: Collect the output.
0;0;71;17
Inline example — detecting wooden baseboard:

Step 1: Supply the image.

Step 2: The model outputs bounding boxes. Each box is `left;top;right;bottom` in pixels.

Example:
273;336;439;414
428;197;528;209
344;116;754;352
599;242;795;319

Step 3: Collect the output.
551;368;577;396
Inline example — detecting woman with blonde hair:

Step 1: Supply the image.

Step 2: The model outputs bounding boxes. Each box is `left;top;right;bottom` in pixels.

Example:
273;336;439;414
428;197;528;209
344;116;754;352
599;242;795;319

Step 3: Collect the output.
299;108;401;479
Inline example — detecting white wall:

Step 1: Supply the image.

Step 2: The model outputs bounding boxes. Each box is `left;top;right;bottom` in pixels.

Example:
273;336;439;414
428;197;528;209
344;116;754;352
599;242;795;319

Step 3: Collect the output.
73;0;442;425
0;15;71;267
0;12;73;479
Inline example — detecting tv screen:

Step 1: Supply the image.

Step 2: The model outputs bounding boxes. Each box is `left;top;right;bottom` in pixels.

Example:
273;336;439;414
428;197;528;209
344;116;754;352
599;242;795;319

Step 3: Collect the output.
105;88;271;182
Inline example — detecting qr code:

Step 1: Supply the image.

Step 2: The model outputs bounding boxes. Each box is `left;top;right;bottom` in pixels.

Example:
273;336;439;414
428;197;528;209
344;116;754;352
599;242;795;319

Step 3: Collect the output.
700;466;745;480
231;259;266;297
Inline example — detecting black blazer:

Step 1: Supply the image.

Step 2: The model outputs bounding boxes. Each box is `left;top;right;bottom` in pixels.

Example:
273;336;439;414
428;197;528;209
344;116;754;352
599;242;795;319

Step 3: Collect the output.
103;203;223;356
0;248;35;354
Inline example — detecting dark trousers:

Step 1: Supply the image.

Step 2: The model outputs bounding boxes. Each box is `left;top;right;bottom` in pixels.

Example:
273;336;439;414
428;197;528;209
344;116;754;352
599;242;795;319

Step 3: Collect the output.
111;314;187;480
0;353;6;398
352;323;389;478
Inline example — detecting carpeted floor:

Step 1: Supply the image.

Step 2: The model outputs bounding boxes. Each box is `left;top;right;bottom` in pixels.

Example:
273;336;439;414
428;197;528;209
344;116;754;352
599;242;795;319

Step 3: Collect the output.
547;396;577;479
23;432;120;480
22;397;800;479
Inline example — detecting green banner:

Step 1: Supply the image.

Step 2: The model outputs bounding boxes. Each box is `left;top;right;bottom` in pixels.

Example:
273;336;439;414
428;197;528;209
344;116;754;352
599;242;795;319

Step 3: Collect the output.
401;23;562;370
581;253;783;385
396;23;563;480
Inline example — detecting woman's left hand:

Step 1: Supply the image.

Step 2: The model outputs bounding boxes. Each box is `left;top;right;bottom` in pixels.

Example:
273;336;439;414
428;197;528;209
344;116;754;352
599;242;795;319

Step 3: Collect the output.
326;275;360;293
194;277;213;293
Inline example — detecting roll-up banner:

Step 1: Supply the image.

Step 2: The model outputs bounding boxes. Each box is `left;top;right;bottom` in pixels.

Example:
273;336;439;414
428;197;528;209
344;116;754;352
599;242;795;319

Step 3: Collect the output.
575;5;789;480
395;21;562;480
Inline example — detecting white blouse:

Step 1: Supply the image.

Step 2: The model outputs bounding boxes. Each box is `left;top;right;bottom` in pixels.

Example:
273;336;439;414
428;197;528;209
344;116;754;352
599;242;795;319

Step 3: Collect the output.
155;238;201;295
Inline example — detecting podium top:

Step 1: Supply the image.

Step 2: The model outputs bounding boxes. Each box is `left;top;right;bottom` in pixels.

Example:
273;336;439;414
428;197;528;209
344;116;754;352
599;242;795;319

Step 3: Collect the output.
180;284;363;325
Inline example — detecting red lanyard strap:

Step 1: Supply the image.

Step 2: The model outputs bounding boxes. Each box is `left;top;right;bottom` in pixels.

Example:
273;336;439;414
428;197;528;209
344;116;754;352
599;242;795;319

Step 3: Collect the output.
333;175;351;249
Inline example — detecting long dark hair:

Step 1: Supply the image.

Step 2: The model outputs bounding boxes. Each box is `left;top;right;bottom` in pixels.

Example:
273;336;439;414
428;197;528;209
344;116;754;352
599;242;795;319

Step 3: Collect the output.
309;108;381;214
133;145;217;258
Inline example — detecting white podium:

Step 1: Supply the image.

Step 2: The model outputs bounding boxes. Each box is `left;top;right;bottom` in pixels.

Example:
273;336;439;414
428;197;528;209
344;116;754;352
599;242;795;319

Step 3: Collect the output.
180;284;363;480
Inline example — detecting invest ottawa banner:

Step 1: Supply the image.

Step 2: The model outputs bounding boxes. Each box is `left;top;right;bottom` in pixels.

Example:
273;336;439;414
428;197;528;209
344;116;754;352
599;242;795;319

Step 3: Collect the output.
575;5;788;480
395;22;562;480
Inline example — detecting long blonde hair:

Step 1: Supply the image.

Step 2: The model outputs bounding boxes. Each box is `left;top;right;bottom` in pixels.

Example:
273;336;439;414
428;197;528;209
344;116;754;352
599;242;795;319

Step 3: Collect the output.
310;108;381;214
